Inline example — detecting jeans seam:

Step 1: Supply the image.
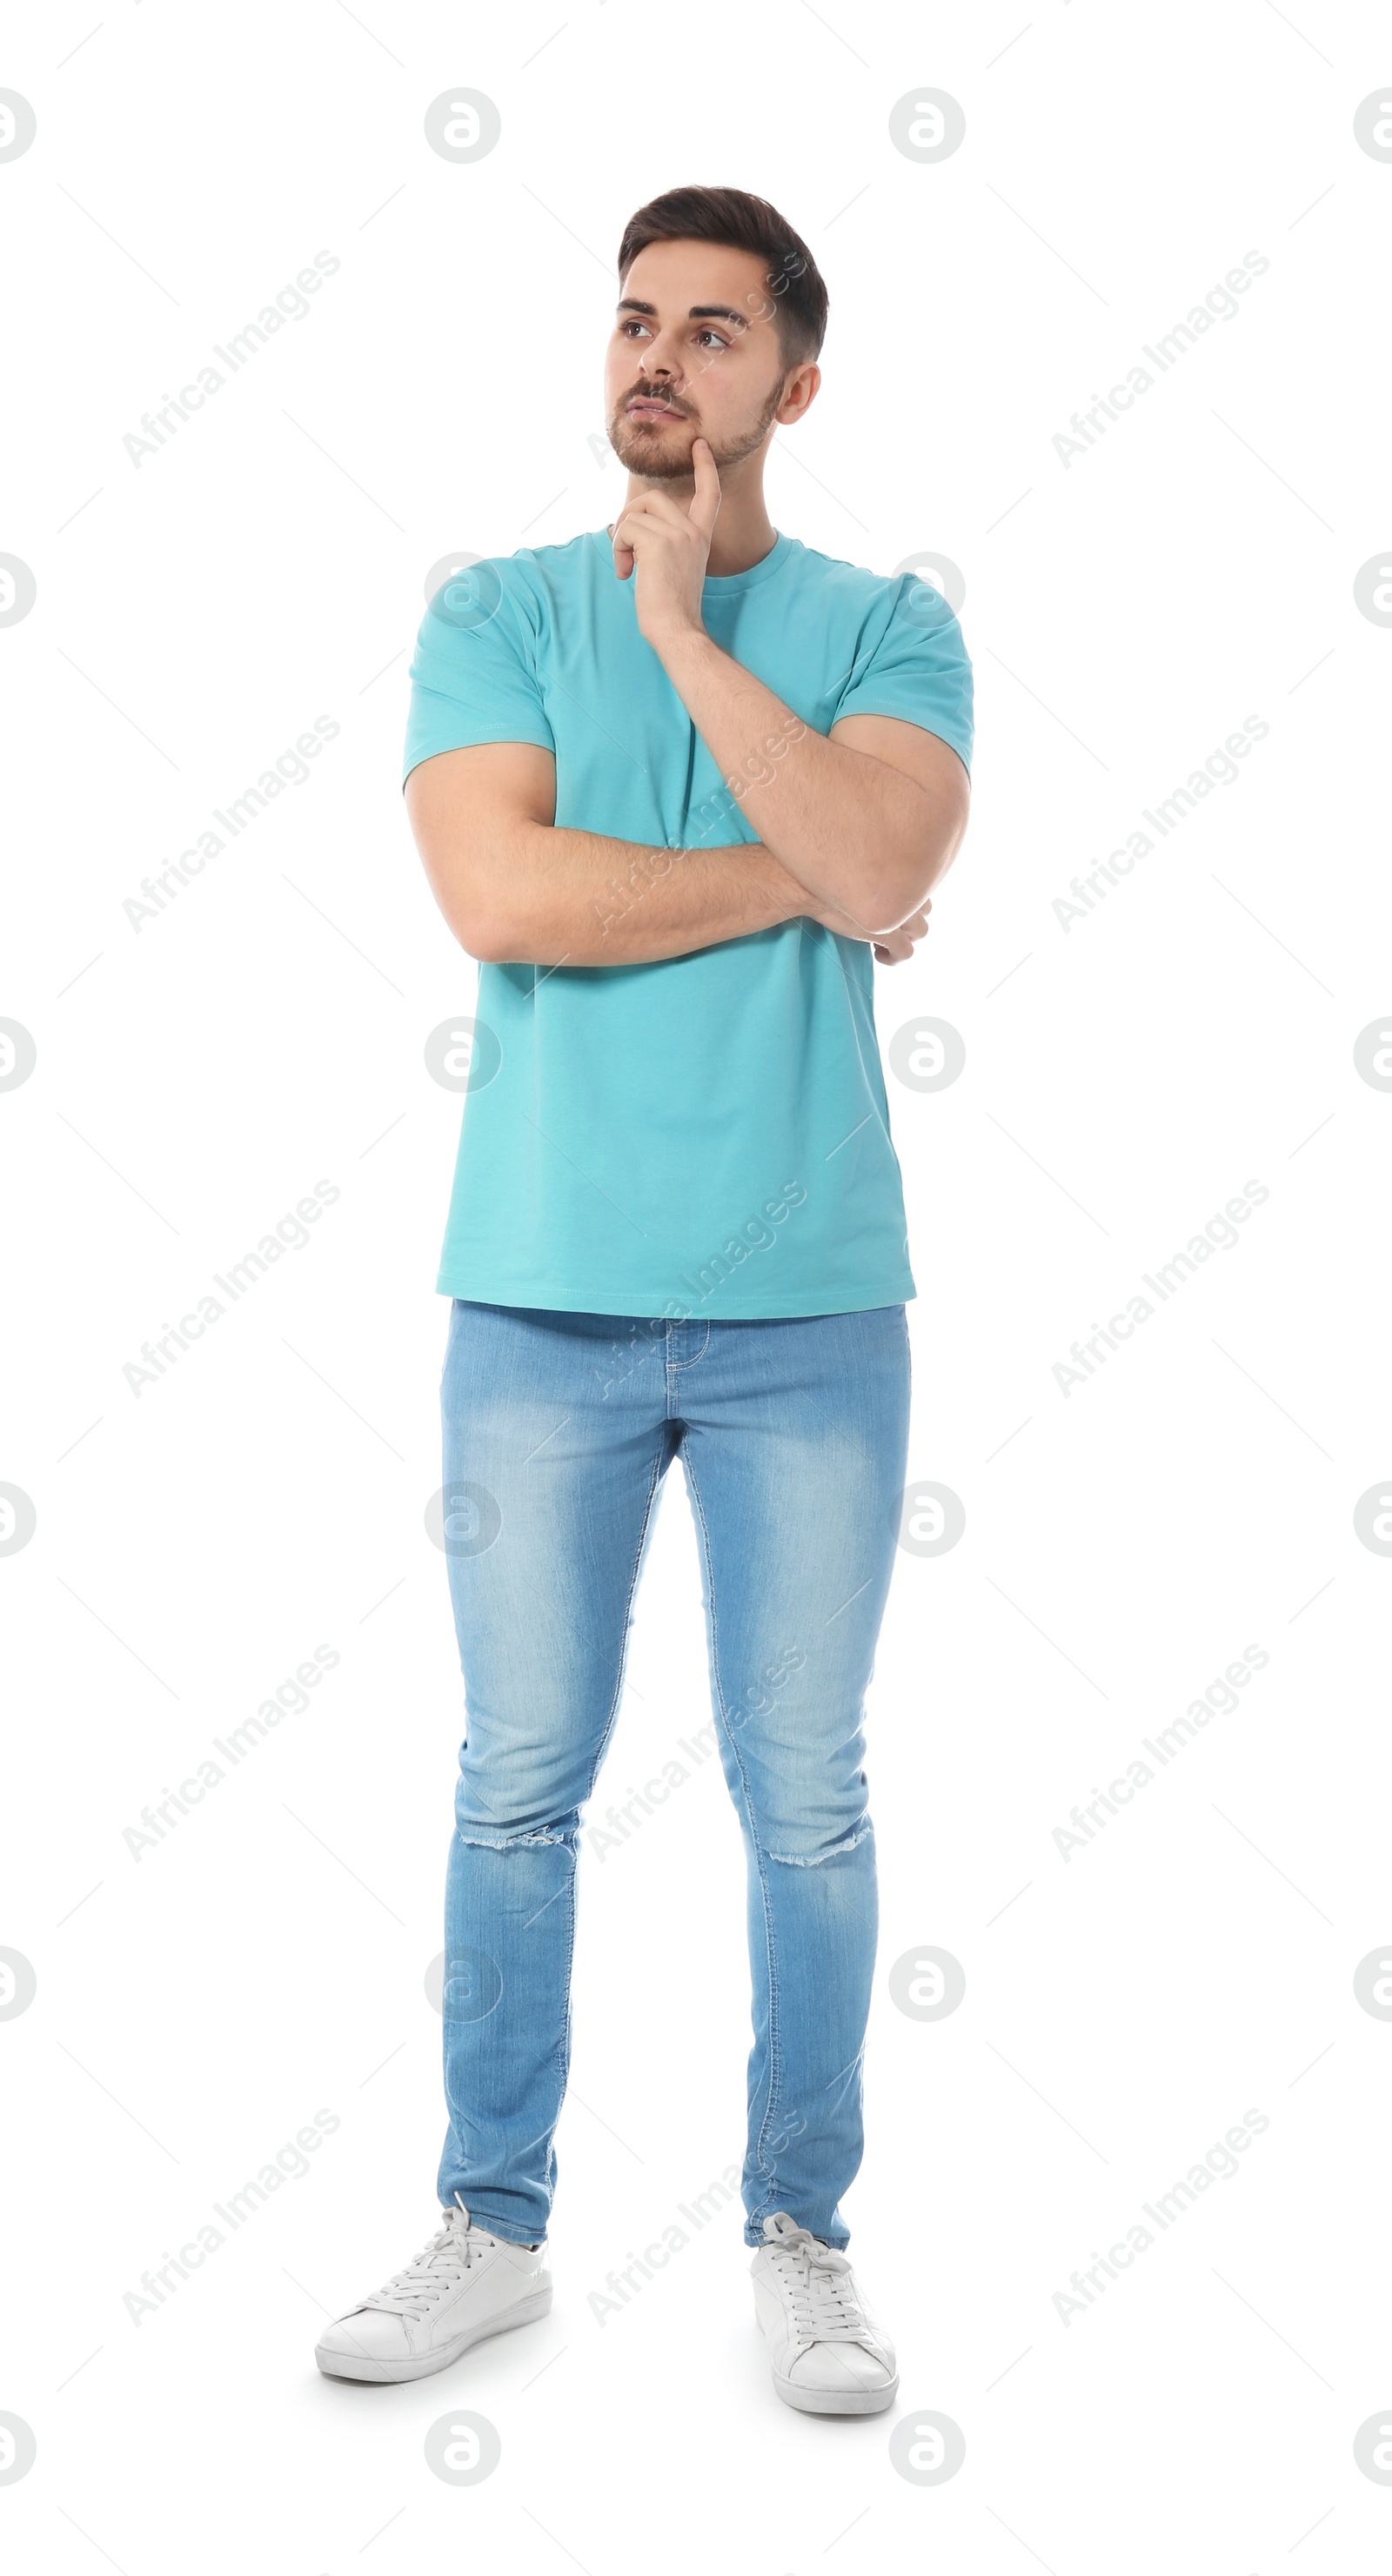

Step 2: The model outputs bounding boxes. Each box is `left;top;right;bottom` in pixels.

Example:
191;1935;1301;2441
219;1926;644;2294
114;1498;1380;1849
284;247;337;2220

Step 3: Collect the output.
681;1446;784;2221
579;1433;671;1810
552;1845;578;2202
665;1319;710;1380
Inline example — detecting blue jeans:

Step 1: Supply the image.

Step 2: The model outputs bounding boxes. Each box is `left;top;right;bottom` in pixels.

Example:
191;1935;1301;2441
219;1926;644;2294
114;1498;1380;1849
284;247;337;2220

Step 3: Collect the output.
437;1298;911;2250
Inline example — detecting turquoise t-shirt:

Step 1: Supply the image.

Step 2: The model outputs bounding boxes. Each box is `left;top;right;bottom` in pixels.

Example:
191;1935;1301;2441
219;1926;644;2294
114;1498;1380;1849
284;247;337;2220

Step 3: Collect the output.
403;528;973;1320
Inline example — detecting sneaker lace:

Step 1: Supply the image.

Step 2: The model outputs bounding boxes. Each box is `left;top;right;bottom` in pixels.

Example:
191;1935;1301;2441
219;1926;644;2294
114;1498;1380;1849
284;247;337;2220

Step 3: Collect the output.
764;2221;869;2344
362;2198;492;2319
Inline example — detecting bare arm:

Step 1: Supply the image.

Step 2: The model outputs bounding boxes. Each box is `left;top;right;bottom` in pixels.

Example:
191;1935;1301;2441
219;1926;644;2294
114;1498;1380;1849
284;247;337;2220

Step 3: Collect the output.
656;628;971;939
405;741;840;967
612;442;971;939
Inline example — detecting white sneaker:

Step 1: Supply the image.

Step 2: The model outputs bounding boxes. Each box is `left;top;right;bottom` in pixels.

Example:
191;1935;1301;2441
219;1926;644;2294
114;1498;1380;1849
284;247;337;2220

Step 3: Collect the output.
315;2198;552;2384
751;2211;898;2415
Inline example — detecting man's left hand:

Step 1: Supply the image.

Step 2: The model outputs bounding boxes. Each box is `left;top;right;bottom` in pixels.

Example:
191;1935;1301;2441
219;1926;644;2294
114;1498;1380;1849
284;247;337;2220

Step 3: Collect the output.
612;438;721;647
870;903;931;964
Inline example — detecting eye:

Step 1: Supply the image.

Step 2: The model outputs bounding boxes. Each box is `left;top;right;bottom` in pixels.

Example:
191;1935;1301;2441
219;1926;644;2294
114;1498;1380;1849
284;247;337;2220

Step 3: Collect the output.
695;329;728;351
619;318;650;339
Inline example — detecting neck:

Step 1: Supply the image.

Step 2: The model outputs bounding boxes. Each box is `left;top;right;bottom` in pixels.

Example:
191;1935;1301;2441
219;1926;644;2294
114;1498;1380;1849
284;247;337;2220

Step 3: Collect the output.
621;447;778;577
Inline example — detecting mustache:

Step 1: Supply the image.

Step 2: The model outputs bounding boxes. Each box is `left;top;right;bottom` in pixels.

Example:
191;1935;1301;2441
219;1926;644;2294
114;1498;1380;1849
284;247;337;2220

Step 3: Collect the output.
619;386;693;417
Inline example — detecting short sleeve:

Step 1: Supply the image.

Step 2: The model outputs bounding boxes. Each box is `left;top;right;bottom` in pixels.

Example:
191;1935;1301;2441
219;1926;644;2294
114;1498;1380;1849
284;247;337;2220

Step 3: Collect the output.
832;576;974;779
402;562;556;785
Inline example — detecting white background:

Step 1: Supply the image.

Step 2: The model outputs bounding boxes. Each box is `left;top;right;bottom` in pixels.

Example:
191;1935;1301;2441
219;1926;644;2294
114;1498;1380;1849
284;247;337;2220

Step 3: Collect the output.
3;1;1391;2568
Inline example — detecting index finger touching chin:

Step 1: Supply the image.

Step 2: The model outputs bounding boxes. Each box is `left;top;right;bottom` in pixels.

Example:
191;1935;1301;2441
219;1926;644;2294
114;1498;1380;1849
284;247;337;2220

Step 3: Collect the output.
688;436;722;525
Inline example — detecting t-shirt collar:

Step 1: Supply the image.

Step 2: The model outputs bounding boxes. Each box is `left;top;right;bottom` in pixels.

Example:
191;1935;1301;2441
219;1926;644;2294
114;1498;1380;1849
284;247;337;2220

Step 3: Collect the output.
592;526;793;596
700;530;792;594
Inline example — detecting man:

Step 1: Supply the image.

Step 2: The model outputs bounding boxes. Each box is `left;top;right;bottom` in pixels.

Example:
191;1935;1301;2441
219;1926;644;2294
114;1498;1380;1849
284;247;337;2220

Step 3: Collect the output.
317;184;972;2414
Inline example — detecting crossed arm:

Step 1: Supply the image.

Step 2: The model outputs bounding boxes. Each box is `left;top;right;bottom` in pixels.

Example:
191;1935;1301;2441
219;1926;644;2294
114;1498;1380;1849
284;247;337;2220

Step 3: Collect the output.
406;667;969;971
407;448;969;972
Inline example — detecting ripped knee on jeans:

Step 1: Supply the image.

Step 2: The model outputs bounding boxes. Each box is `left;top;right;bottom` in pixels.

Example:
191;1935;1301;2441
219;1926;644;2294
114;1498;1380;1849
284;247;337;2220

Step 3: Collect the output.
454;1822;575;1852
766;1816;874;1868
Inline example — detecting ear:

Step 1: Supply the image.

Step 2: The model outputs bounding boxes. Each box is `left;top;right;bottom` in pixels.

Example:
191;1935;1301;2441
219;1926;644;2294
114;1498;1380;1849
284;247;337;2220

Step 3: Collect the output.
775;362;821;428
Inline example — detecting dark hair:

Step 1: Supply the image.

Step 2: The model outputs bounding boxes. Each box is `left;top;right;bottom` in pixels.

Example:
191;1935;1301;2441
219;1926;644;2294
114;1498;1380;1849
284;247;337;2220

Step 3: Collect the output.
617;185;828;367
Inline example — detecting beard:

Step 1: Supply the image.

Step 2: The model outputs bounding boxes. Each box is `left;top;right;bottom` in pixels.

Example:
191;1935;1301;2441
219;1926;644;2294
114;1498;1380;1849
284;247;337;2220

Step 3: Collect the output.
606;376;786;479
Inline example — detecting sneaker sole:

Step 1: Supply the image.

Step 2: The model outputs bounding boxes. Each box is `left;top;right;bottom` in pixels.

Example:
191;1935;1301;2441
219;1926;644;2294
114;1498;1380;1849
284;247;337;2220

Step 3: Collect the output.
315;2284;552;2384
771;2367;899;2416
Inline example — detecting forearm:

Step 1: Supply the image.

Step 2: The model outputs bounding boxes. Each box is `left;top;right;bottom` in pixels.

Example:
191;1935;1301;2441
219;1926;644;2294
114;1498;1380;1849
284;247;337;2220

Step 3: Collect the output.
459;822;824;967
655;626;958;937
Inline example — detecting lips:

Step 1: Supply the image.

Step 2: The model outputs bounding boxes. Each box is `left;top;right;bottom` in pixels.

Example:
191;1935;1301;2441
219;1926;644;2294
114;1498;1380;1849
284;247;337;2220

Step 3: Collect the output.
626;399;683;419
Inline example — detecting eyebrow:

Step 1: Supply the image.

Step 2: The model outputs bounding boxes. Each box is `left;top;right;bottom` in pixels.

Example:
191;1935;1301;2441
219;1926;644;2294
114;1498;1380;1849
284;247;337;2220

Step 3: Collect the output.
616;298;751;331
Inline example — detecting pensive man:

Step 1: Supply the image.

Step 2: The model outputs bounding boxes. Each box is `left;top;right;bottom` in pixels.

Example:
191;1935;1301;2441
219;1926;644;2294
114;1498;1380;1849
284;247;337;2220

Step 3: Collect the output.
317;183;973;2414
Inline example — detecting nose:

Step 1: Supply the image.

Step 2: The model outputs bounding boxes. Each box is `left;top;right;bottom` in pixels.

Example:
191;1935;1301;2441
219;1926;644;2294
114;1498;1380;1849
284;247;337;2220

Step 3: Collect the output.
637;329;684;386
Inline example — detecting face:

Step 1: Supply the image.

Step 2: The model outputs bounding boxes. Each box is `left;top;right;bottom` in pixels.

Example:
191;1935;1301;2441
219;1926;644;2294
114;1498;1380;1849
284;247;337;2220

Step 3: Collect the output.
605;237;819;479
